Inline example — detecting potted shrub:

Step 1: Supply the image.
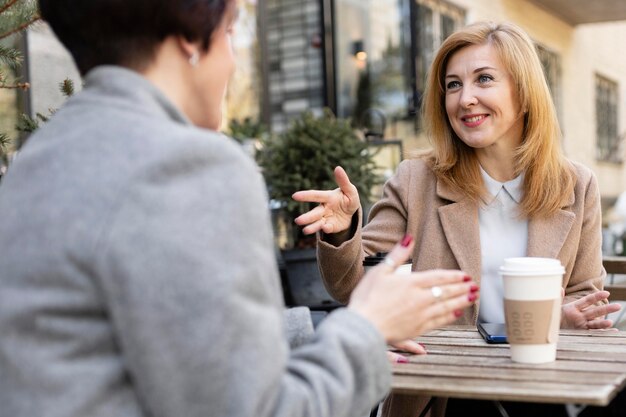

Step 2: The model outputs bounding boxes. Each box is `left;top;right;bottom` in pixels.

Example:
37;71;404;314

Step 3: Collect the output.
256;108;380;309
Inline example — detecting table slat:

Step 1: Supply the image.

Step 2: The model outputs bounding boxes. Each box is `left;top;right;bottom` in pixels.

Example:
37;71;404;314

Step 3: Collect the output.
392;375;616;405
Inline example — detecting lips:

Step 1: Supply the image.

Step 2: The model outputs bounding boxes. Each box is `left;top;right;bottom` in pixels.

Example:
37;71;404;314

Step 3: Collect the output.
461;114;488;127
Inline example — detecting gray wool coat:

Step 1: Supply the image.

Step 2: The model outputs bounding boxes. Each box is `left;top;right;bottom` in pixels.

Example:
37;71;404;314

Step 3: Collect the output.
0;66;390;417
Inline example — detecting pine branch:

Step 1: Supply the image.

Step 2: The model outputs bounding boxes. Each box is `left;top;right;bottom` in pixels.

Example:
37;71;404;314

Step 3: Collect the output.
0;0;21;15
0;44;22;70
0;81;29;89
0;0;39;40
0;15;39;40
16;113;39;132
59;78;74;97
0;132;9;149
0;80;29;89
16;112;49;133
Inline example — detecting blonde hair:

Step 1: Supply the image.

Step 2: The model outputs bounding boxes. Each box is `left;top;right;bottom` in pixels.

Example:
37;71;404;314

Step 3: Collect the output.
422;21;573;218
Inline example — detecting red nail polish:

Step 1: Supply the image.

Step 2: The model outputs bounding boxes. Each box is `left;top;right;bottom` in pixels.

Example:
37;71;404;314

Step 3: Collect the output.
468;293;477;302
397;356;409;363
454;309;463;317
470;284;479;292
418;342;426;348
463;275;472;282
400;234;413;247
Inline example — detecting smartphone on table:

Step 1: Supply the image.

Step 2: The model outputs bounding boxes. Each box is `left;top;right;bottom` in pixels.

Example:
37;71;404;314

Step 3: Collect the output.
477;322;508;344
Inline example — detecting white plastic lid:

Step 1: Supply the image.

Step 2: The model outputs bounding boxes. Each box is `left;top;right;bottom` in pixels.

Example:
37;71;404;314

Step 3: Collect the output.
499;257;565;276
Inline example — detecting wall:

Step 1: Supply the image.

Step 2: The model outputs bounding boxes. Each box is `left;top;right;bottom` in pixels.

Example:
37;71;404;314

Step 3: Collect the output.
26;23;81;118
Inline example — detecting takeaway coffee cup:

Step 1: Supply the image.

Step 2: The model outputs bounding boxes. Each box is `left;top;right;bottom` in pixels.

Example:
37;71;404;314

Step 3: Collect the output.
363;252;412;275
499;257;565;364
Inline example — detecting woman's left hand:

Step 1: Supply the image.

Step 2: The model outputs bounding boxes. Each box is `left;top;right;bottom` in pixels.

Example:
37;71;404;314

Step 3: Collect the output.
386;339;427;364
561;290;622;329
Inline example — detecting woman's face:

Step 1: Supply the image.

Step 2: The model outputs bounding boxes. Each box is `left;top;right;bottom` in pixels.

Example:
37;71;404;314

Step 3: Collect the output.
444;43;524;154
195;2;238;130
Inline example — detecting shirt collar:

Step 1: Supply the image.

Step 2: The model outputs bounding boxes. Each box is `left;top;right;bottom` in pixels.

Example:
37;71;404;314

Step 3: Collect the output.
479;165;524;204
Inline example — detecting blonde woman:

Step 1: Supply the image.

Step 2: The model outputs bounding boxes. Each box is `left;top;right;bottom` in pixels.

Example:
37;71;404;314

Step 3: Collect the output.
294;21;620;416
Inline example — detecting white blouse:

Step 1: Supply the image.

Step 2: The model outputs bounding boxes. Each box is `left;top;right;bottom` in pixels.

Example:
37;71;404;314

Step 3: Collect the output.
477;166;528;324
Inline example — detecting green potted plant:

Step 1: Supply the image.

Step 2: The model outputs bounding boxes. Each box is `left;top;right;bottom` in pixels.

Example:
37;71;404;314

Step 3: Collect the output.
226;116;268;159
256;108;380;309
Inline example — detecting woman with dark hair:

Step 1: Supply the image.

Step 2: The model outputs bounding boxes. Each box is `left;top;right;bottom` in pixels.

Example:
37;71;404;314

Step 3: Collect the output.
294;21;621;416
0;1;478;417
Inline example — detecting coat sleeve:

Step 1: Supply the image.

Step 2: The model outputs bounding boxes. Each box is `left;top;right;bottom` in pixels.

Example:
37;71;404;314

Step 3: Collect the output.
317;160;413;303
93;142;391;417
563;167;607;304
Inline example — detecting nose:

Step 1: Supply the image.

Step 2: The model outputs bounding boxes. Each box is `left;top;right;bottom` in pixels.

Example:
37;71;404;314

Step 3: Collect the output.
459;86;478;108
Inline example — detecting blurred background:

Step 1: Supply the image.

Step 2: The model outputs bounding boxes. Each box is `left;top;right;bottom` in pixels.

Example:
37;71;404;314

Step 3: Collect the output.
1;0;626;315
3;0;626;245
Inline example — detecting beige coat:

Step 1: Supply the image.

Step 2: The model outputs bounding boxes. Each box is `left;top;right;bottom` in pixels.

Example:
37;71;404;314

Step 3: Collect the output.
317;158;605;417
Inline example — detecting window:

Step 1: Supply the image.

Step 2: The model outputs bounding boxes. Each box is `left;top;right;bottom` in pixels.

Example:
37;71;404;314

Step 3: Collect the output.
262;0;325;132
332;0;465;159
414;0;464;114
595;74;621;163
535;44;561;124
334;0;409;127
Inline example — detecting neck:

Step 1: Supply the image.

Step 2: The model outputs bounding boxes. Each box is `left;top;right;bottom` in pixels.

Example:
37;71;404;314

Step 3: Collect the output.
140;38;202;126
476;149;517;182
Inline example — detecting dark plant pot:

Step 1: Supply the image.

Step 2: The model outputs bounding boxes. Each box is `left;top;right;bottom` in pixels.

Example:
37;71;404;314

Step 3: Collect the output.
280;248;342;311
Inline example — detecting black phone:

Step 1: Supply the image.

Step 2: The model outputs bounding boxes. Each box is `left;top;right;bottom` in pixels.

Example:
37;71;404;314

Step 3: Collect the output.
477;322;508;344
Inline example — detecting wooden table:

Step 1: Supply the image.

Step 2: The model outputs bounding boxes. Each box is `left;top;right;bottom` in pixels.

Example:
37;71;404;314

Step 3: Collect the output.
390;326;626;416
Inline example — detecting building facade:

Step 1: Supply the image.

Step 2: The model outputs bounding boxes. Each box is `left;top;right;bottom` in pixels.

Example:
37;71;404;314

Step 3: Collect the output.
256;0;626;213
7;0;626;213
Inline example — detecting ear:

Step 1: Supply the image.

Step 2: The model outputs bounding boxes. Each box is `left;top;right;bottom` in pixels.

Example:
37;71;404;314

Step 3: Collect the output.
176;36;201;61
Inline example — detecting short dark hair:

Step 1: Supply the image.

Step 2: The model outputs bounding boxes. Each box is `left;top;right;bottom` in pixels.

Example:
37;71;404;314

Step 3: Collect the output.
38;0;231;75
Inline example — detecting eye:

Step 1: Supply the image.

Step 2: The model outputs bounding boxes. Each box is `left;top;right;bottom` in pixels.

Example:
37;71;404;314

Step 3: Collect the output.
446;80;461;90
478;74;494;84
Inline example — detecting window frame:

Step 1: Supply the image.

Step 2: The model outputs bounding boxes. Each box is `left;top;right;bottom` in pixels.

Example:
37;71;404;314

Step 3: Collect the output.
595;73;622;164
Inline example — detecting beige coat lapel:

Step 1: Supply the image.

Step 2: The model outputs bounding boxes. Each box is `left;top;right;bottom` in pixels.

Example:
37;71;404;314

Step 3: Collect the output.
527;192;576;258
436;180;482;282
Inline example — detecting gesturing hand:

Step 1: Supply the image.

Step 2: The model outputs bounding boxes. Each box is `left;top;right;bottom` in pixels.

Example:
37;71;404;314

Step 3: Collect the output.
291;166;360;235
561;290;622;329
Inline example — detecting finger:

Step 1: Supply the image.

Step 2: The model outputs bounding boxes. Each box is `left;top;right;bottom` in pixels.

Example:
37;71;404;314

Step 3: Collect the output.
586;317;616;330
571;291;610;310
582;303;622;320
424;291;478;324
377;234;415;270
292;189;333;204
301;218;326;235
391;339;427;355
436;282;479;304
409;280;478;306
320;221;340;234
294;204;326;225
386;351;410;364
334;166;355;196
426;305;468;330
408;269;472;289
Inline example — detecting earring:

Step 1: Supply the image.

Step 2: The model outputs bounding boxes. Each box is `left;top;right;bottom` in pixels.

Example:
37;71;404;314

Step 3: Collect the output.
189;51;199;67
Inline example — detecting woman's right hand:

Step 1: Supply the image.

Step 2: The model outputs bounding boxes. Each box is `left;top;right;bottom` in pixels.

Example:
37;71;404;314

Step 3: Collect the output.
292;166;360;235
348;235;479;344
